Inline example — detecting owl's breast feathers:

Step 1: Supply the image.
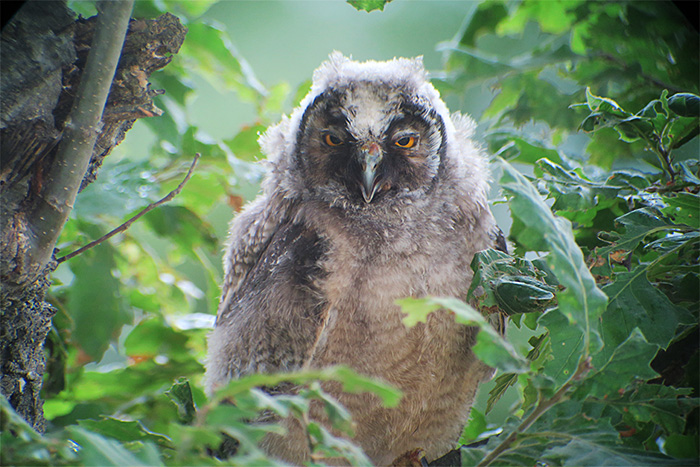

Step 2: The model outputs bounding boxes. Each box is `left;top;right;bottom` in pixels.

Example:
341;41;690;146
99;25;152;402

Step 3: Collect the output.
208;186;496;379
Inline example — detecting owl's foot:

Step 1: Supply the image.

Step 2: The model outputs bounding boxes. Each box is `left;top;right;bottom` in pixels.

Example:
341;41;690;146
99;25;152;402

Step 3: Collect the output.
391;448;429;467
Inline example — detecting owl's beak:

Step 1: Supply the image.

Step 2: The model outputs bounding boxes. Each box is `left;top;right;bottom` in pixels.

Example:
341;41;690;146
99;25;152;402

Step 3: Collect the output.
359;144;383;203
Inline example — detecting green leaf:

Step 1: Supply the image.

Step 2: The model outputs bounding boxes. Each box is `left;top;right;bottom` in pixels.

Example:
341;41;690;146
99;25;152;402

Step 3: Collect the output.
307;422;373;466
77;417;172;448
223;124;267;161
584;87;629;117
468;247;554;311
165;378;197;424
67;237;131;362
494;135;564;165
124;318;191;360
598;208;676;255
458;2;509;48
599;266;680;364
67;426;163;466
493;275;556;315
663;434;700;460
541;417;681;466
486;373;518;415
181;23;266;102
499;158;608;360
666;116;699;149
610;384;696;435
539;309;585;384
171;0;218;19
667;93;700;117
346;0;391;13
577;329;659;399
534;159;626;227
301;382;354;436
497;0;579;35
144;205;217;255
396;296;441;327
486;333;550;413
460;407;487;444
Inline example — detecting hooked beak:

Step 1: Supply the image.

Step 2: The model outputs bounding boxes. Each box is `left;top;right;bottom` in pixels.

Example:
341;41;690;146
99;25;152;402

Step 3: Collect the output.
359;144;383;203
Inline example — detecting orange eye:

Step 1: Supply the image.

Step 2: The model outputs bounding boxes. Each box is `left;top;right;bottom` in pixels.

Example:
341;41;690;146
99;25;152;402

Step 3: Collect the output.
395;136;416;148
324;133;343;147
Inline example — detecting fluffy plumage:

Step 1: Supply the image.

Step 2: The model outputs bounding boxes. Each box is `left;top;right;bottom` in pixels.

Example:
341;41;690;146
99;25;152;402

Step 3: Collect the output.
206;52;503;464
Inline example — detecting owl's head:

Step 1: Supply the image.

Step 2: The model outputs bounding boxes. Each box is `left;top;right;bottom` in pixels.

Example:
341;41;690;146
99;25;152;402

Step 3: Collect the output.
260;53;485;210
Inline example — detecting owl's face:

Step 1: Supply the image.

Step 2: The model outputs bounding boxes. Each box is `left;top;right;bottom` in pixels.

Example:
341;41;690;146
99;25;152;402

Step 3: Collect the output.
294;82;446;208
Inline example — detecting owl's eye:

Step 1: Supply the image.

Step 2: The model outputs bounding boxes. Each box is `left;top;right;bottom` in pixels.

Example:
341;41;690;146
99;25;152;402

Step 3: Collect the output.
324;133;344;147
395;136;416;148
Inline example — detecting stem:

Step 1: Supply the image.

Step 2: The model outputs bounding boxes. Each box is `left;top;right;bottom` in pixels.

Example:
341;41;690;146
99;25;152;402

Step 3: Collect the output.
476;358;592;467
652;136;677;184
26;0;134;277
56;154;200;263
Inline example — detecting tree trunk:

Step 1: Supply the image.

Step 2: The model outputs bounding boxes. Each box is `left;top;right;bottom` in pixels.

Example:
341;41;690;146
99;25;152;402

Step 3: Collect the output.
0;0;186;432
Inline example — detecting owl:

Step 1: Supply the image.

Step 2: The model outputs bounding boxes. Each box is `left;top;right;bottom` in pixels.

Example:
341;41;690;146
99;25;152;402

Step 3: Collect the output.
206;52;504;465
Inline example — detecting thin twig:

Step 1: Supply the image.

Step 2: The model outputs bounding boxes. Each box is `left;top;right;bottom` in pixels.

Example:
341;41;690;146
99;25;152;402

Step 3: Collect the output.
476;357;592;467
57;153;200;263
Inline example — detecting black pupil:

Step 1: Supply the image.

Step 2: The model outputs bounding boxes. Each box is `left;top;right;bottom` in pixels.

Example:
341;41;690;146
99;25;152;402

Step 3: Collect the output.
398;137;410;146
329;135;341;145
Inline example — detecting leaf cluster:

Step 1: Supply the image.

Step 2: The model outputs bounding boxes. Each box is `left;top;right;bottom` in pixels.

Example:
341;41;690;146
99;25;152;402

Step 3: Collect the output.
425;1;699;464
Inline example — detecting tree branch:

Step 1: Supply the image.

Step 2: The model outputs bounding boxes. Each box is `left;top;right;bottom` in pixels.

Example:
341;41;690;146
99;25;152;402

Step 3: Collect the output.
26;0;134;277
57;153;200;263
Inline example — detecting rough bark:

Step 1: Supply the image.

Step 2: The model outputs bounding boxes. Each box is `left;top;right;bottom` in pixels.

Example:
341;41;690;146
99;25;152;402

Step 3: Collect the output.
0;0;186;431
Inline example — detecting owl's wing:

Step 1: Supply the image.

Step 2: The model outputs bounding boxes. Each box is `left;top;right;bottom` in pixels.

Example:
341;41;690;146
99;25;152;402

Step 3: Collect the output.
206;194;330;392
215;194;293;324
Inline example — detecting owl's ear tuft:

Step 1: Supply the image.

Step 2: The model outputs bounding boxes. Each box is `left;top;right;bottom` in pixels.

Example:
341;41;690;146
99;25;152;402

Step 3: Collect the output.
402;55;426;79
328;50;351;68
314;51;351;88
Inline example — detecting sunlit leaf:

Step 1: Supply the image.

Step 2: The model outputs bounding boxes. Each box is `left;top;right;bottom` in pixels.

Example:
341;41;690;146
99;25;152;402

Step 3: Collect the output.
346;0;391;13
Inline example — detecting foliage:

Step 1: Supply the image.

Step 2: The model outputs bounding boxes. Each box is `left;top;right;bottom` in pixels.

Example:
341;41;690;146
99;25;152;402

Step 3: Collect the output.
432;1;699;465
346;0;392;13
3;0;698;466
